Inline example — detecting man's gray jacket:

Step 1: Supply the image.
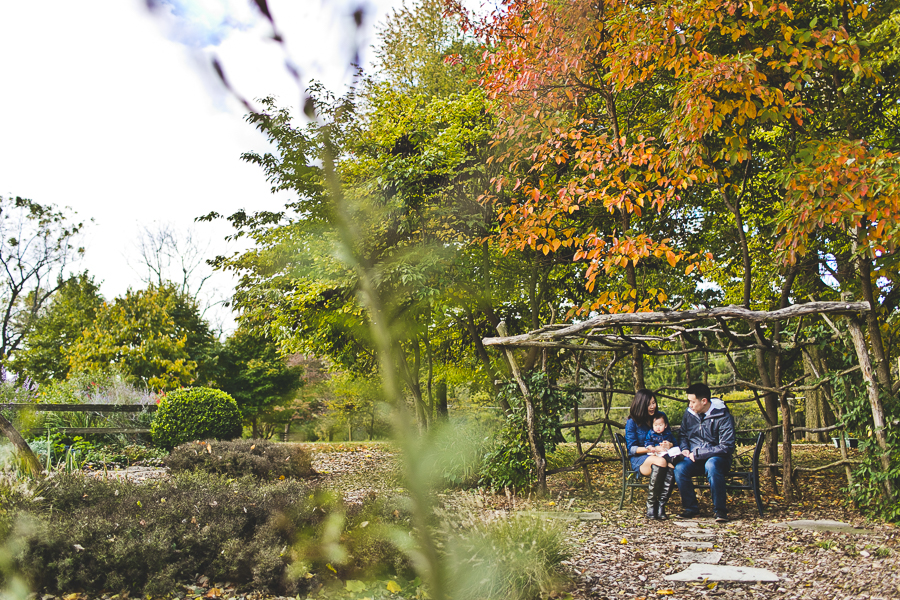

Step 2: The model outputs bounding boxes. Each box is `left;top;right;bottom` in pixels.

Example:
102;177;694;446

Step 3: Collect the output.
679;398;736;461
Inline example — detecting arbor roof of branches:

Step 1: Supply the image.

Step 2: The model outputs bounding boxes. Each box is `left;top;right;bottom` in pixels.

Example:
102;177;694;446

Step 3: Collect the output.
484;301;871;357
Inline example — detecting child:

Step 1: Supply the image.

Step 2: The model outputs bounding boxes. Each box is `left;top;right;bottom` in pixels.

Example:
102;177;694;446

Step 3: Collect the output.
644;413;678;460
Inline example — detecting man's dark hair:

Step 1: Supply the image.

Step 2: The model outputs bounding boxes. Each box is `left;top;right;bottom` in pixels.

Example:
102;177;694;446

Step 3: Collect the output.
686;382;711;401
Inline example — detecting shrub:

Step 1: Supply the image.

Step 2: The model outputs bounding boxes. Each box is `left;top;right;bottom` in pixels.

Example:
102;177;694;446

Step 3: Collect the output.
151;387;242;449
165;439;315;480
478;373;580;491
8;472;411;596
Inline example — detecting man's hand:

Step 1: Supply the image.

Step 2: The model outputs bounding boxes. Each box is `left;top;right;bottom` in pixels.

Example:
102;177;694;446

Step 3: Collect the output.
682;449;695;462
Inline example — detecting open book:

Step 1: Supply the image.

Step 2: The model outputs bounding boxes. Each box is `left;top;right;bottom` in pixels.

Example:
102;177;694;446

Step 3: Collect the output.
667;446;682;457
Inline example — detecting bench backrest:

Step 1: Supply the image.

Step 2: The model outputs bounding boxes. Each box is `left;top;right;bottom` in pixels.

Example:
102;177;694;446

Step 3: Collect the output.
611;432;637;477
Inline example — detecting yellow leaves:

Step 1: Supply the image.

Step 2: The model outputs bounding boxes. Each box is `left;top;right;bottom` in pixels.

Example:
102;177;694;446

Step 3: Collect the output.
386;580;402;594
745;100;757;119
656;590;675;596
620;537;628;544
665;250;679;268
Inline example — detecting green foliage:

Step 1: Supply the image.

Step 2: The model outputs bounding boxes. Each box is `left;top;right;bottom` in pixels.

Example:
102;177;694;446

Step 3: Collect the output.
0;196;86;362
165;439;315;480
318;373;390;442
33;369;155;406
844;389;900;523
479;372;580;491
28;432;166;470
150;387;242;449
805;349;900;522
216;326;304;437
10;273;104;384
66;284;217;390
372;0;478;98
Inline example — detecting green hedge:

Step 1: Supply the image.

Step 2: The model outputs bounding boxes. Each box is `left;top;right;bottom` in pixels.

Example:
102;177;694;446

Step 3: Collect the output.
151;387;242;449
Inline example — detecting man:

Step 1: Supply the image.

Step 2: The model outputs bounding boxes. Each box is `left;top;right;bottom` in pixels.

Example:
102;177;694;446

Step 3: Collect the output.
675;382;736;522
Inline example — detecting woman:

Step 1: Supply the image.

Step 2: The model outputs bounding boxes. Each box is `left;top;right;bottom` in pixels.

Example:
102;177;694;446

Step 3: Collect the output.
624;389;676;520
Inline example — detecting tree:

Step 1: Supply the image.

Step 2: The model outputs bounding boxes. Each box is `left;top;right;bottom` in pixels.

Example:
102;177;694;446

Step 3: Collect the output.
461;0;900;498
207;0;594;438
0;196;86;361
9;272;104;384
67;284;217;390
216;326;304;438
129;221;227;328
373;0;477;97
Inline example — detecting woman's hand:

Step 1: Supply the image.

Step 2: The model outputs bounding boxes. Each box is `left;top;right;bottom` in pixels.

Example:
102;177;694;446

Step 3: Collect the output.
660;441;673;451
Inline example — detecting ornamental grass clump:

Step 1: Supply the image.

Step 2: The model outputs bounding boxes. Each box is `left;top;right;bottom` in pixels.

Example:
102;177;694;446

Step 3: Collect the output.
151;387;242;449
447;514;570;600
434;495;571;600
165;439;315;480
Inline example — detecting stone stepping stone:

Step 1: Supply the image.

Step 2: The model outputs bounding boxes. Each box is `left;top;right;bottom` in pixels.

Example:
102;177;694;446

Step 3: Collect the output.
672;541;713;549
774;519;875;535
672;521;700;527
682;532;715;539
678;551;722;564
665;564;779;582
576;513;606;521
528;512;580;521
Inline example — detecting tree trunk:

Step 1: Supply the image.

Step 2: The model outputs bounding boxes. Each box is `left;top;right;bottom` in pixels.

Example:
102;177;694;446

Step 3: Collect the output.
0;414;42;477
857;249;892;389
573;351;593;493
399;341;429;431
779;393;794;501
756;348;780;491
436;380;448;419
802;347;833;442
624;256;645;389
462;310;508;412
497;321;546;495
847;317;894;499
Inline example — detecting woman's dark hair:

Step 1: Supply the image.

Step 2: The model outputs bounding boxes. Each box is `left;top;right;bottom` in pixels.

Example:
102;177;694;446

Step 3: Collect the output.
629;388;657;425
652;413;669;427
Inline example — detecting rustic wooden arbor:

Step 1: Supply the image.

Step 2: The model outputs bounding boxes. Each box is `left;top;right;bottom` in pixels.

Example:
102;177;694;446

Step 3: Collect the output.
485;301;893;501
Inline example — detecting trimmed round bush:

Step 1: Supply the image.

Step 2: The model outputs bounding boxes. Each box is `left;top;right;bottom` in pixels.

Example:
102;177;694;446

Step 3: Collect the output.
151;387;242;449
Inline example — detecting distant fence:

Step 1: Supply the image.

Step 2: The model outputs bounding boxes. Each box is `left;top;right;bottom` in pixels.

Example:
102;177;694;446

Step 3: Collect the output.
1;403;157;435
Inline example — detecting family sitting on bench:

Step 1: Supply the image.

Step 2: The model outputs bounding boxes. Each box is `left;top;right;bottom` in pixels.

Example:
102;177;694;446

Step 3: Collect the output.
624;383;736;523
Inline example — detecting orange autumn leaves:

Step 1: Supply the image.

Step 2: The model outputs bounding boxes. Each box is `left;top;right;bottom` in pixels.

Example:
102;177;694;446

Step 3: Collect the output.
461;0;893;313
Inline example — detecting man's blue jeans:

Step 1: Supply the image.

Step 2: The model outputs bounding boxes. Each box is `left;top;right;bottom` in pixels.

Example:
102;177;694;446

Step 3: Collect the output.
674;454;732;515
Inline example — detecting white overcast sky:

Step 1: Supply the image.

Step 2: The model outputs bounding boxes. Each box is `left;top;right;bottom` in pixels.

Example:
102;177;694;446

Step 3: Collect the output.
0;0;401;333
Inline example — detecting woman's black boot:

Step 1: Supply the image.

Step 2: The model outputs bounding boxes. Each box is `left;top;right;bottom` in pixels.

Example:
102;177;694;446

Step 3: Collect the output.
656;466;675;520
646;464;663;519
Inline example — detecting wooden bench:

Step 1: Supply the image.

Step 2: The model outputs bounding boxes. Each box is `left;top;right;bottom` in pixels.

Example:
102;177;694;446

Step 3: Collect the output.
612;431;765;516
